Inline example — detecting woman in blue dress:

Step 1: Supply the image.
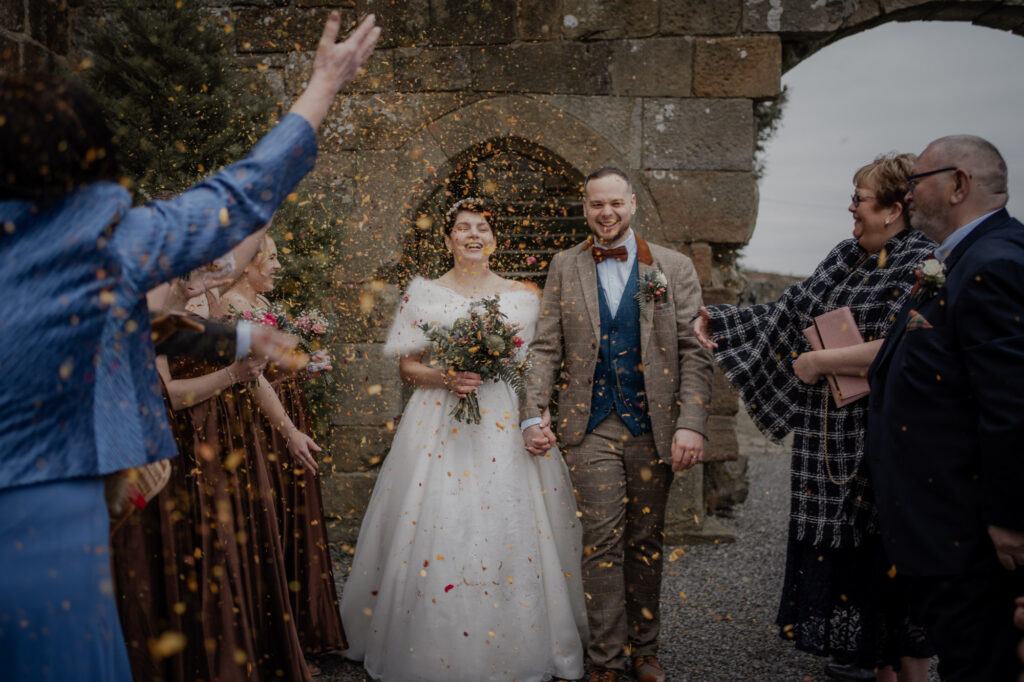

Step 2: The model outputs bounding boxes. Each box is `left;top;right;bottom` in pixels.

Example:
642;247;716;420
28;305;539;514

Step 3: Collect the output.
0;13;379;682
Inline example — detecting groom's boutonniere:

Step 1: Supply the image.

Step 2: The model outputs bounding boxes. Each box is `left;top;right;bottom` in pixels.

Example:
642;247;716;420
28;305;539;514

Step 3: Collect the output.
912;258;946;302
635;269;669;317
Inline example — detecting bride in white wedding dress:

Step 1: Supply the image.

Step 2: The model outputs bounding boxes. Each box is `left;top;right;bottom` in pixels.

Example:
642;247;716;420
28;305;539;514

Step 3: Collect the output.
340;199;587;682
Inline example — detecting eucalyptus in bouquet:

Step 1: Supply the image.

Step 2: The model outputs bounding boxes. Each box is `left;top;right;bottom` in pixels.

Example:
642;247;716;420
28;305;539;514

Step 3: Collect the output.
418;297;528;424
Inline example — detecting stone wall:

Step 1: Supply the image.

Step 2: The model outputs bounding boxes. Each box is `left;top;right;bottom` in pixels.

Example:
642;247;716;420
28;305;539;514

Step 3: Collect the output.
6;0;1024;544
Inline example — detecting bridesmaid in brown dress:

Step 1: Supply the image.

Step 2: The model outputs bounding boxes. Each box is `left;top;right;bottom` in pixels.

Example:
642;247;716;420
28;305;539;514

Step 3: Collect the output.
111;281;314;681
220;235;347;659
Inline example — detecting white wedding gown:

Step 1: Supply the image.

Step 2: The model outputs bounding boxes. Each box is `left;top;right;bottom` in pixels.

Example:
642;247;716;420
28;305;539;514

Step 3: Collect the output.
341;277;587;682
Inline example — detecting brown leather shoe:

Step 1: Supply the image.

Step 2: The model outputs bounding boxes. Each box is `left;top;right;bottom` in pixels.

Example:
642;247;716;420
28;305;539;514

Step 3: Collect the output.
586;670;620;682
632;655;667;682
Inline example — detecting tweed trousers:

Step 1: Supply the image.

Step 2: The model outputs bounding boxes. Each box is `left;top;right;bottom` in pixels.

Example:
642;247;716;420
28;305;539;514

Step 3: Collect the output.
567;412;673;671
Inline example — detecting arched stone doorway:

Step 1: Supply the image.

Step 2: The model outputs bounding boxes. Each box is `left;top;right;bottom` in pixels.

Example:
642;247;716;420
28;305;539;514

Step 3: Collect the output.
383;136;589;288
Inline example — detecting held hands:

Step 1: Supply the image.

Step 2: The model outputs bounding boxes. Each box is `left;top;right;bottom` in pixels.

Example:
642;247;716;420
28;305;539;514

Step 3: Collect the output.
523;408;557;456
286;428;321;474
692;306;718;350
441;370;482;399
671;428;705;472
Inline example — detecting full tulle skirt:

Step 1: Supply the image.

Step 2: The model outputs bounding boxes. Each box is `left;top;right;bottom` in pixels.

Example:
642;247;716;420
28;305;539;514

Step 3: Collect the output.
341;383;587;682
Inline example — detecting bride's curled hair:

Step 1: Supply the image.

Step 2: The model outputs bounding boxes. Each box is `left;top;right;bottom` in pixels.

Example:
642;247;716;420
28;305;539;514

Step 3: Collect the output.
444;197;494;235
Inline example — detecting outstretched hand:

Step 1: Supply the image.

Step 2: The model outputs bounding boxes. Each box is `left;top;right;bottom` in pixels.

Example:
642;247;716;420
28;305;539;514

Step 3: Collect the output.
288;13;381;130
692;306;718;350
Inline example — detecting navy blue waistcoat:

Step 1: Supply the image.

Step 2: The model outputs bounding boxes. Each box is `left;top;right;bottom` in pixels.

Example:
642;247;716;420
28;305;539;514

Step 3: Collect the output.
587;260;652;435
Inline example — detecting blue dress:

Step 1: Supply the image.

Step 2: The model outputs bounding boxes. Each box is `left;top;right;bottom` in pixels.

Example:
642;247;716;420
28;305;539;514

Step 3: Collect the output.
0;113;317;682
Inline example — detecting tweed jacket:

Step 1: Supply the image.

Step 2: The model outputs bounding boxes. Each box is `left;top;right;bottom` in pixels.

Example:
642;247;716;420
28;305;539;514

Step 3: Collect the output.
525;235;713;462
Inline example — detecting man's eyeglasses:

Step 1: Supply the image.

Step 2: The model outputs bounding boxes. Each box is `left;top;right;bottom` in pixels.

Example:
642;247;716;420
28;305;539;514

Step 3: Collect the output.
850;194;876;207
905;167;957;194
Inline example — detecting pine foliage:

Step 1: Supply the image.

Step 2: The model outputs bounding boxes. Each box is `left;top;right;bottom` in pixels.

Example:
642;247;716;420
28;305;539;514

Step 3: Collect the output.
81;0;272;196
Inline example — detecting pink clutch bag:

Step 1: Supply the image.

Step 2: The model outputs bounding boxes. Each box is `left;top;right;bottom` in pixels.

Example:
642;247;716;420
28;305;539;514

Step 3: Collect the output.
802;306;870;407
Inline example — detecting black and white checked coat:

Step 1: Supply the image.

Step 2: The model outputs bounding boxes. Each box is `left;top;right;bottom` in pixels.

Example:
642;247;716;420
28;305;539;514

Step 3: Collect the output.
706;229;935;548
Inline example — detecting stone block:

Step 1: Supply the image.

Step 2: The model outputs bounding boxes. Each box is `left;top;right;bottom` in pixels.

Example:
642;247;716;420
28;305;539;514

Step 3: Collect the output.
560;0;657;40
644;170;757;242
329;424;397;471
701;286;739;306
690;241;712;285
704;414;738;462
331;280;401;344
930;5;1001;22
642;99;753;171
357;0;430;48
535;94;642;166
2;1;24;33
427;0;517;45
664;461;703;544
471;41;613;95
709;367;738;415
28;0;68;54
703;457;749;515
840;0;883;30
21;38;51;72
517;0;561;40
609;37;692;97
236;6;354;53
660;0;740;35
393;45;472;91
279;47;393;98
743;0;850;33
693;36;780;98
320;92;474;150
330;343;404;425
880;0;933;10
974;7;1024;31
0;33;18;67
319;470;376;542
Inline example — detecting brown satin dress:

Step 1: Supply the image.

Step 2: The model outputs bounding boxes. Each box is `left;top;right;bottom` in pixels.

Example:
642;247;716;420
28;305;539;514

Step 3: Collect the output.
111;357;311;682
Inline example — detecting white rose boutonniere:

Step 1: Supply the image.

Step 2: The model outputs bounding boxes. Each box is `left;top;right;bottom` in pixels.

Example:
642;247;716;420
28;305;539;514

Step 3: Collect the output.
635;269;669;317
912;258;946;301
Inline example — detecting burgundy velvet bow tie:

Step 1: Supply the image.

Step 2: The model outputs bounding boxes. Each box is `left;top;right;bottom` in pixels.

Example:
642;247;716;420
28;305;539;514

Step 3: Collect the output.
592;245;628;264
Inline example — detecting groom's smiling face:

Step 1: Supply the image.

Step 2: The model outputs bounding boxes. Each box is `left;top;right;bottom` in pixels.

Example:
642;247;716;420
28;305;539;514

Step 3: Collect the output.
583;174;636;247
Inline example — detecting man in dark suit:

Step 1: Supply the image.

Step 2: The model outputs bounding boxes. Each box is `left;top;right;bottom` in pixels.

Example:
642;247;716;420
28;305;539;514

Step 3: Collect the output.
867;135;1024;680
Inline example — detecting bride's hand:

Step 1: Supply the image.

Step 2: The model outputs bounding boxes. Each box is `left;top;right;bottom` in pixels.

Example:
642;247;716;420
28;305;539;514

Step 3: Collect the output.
441;370;482;399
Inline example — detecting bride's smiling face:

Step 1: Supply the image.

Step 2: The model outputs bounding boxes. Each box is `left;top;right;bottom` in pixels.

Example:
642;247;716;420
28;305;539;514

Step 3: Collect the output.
445;210;495;264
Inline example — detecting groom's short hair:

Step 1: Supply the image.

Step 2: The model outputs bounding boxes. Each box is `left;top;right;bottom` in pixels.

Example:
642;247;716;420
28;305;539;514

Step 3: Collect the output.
583;167;633;194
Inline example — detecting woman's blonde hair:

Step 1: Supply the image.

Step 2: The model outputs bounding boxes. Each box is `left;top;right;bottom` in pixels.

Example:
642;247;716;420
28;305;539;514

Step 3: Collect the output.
853;152;916;209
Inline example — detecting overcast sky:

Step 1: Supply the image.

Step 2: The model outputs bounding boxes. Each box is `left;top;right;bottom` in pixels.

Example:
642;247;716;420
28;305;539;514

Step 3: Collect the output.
742;20;1024;276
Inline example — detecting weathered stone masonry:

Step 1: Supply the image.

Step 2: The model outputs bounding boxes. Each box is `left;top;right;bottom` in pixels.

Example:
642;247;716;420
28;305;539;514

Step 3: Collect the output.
5;0;1024;543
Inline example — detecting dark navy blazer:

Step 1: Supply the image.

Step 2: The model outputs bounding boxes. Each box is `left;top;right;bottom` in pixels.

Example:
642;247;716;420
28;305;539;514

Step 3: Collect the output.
0;113;316;490
867;209;1024;576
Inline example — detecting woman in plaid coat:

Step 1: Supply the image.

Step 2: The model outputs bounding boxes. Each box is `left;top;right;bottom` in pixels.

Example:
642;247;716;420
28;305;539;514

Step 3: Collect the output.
694;154;934;682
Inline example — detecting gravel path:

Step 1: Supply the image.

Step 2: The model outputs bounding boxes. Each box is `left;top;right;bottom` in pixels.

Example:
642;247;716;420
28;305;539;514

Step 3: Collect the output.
315;409;935;681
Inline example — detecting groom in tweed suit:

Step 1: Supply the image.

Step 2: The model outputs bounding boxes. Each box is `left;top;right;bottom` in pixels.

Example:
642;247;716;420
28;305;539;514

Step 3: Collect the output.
523;167;713;682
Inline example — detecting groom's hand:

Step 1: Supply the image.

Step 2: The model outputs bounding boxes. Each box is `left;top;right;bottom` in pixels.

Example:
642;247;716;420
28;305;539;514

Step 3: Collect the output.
524;424;555;456
671;428;704;472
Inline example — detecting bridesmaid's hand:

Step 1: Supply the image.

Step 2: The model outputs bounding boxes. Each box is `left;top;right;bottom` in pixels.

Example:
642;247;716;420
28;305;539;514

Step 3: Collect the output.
286;429;321;473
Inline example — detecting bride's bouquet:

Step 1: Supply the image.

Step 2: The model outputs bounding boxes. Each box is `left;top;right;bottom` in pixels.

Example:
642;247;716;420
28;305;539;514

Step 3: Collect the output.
418;296;528;424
